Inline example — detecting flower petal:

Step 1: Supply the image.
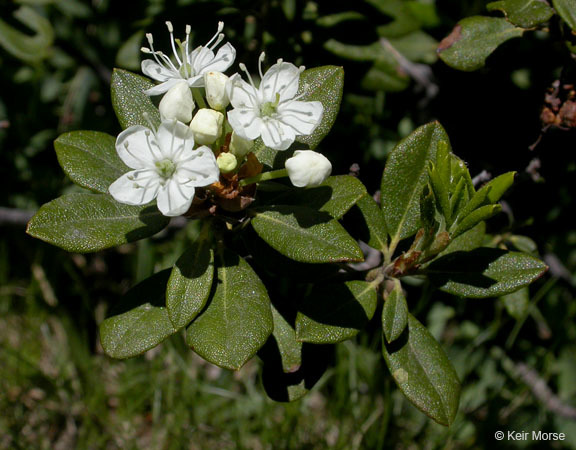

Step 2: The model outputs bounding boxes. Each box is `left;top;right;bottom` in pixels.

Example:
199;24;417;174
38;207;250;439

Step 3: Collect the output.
176;145;220;186
260;119;296;151
227;74;259;109
141;60;178;83
156;178;195;217
109;169;160;205
144;78;183;96
277;100;323;136
227;108;264;140
261;61;300;103
156;120;195;160
116;126;161;169
197;43;236;75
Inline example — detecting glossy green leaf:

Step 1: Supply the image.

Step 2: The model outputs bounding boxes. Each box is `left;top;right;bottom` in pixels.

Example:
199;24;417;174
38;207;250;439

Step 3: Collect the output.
382;281;408;343
453;204;501;238
552;0;576;31
111;69;161;130
26;193;169;253
296;280;377;344
0;6;53;62
166;241;214;330
354;194;388;251
440;222;486;256
271;305;302;374
438;16;524;71
296;66;344;149
426;248;548;298
100;270;177;359
275;175;367;219
485;171;516;203
55;131;128;194
251;205;364;264
186;248;273;370
487;0;554;28
382;314;461;426
381;122;447;241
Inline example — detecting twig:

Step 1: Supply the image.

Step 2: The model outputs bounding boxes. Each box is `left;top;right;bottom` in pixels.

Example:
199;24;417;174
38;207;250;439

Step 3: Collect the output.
0;207;35;226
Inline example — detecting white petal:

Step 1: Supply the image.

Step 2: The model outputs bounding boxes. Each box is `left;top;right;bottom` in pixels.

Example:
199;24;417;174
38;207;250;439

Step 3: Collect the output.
227;74;259;109
156;120;195;160
203;42;236;74
141;60;178;83
190;47;215;75
156;178;195;217
260;61;300;103
176;145;220;186
109;169;160;205
227;108;264;140
277;100;323;136
260;119;296;151
116;126;161;169
144;78;183;96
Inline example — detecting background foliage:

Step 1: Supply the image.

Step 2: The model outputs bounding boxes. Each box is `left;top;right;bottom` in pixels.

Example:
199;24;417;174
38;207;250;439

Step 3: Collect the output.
1;0;576;448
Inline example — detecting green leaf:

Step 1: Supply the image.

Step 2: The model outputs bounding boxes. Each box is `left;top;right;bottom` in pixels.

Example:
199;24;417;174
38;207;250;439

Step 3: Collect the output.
54;131;128;194
111;69;161;130
116;30;145;71
260;305;329;402
251;205;364;264
382;314;460;426
381;122;448;241
438;16;524;71
0;6;53;62
353;194;388;251
367;0;421;38
426;248;548;298
487;0;554;28
296;66;344;149
186;248;273;370
26;193;169;253
452;204;501;239
485;171;516;203
501;287;530;320
296;280;377;344
551;0;576;31
100;270;177;359
382;281;408;343
361;60;411;92
275;175;368;219
440;222;486;256
166;241;214;330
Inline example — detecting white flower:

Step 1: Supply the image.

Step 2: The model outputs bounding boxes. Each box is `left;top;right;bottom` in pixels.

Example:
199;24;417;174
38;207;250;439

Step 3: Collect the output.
204;71;230;110
285;150;332;187
109;120;219;217
226;53;323;151
141;21;236;96
158;81;195;123
189;108;224;145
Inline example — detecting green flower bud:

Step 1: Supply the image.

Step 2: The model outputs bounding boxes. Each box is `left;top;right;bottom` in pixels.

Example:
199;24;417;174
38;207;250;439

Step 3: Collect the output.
217;152;237;174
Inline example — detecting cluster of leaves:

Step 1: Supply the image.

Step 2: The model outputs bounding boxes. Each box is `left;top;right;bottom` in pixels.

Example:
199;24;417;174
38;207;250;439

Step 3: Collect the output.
437;0;576;72
25;55;548;425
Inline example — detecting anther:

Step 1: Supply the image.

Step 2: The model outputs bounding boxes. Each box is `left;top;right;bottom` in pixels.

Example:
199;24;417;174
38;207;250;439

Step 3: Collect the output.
146;33;154;45
141;47;151;54
166;21;174;33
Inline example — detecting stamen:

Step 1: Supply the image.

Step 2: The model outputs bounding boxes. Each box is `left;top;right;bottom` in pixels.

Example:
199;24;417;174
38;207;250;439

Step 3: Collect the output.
146;33;154;45
166;21;182;66
142;112;158;131
205;22;225;49
141;47;152;54
185;25;191;65
209;34;225;51
239;63;259;96
258;52;266;79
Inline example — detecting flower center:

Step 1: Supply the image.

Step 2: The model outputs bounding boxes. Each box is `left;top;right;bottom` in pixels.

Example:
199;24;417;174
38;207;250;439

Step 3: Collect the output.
260;93;281;117
179;62;194;78
155;158;177;179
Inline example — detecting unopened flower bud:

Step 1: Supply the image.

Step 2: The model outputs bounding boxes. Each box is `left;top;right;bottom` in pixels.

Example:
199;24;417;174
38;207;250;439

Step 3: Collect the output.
217;152;237;174
158;81;195;123
229;132;253;159
285;150;332;187
204;71;230;110
190;108;224;145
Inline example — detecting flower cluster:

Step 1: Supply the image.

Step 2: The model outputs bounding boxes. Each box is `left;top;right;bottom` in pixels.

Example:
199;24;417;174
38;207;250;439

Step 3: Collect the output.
109;22;332;217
